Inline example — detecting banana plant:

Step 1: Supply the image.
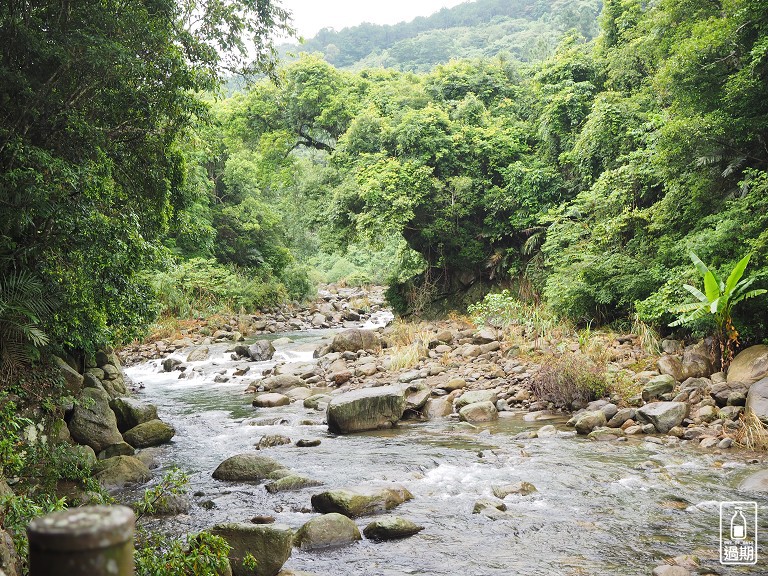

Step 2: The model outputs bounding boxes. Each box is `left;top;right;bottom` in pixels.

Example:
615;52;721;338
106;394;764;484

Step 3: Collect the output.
670;252;766;370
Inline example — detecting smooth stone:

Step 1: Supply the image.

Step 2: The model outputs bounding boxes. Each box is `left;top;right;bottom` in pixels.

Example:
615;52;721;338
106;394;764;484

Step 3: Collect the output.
574;411;607;435
123;419;175;448
294;513;361;550
454;390;497;410
636;402;688;433
326;386;406;434
210;523;293;576
311;485;413;518
362;516;424;541
728;345;768;385
265;475;322;494
458;401;498;423
109;397;158;433
212;454;286;482
491;482;537;498
93;455;150;488
252;393;291;408
738;469;768;493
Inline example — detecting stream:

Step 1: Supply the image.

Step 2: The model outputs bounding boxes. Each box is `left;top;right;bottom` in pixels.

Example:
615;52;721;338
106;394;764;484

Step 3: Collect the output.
124;326;768;575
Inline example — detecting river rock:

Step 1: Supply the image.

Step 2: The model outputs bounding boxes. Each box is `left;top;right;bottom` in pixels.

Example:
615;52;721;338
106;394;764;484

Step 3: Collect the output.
210;523;293;576
162;357;182;372
636;402;688;433
261;375;307;393
492;482;537;498
303;394;331;410
652;567;691;576
472;498;507;514
363;516;424;541
311;485;413;518
294;513;361;550
256;435;292;450
249;341;276;362
658;355;686;382
54;356;84;394
459;401;498;423
68;387;124;453
212;454;287;482
574;411;607;435
424;398;453;419
728;345;768;385
265;475;323;494
738;469;768;493
1;528;20;576
607;408;635;428
745;377;768;424
402;382;431;412
253;393;291;408
326;386;406;434
123;419;175;448
642;375;676;402
454;390;497;410
681;340;715;379
109;397;158;432
93;455;150;488
438;377;466;392
588;427;625;441
186;347;209;362
330;329;381;353
97;441;135;460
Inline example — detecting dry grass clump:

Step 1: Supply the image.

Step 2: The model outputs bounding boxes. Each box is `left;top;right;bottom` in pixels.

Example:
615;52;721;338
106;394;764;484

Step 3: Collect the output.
531;353;609;410
609;370;644;403
732;411;768;451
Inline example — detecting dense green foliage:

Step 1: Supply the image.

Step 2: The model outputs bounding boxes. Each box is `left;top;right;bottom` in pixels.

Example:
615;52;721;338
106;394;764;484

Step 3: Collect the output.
286;0;602;70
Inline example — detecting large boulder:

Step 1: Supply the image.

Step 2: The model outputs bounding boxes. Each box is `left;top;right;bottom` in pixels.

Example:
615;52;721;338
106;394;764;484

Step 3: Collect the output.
249;341;276;362
330;329;381;353
123;419;175;448
260;375;307;393
454;390;497;411
68;388;123;453
210;523;293;576
252;394;291;408
326;386;406;434
212;454;287;482
93;455;150;488
186;347;210;362
53;356;84;395
745;377;768;425
642;375;676;402
293;513;361;550
458;401;498;423
728;345;768;385
311;485;413;518
362;516;424;541
109;397;158;432
681;340;715;379
636;402;688;433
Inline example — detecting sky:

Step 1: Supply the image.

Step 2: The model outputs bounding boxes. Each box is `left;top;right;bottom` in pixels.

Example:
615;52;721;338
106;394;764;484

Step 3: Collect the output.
279;0;469;39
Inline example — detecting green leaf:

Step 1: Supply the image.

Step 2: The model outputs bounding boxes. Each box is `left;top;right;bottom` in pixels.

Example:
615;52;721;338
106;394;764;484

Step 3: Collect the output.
682;284;709;303
724;253;751;297
703;271;721;302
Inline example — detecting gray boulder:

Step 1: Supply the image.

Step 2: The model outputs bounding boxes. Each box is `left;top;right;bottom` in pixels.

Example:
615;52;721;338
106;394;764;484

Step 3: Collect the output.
97;442;135;460
293;513;361;550
186;347;210;362
249;341;276;362
574;411;607;435
54;356;84;394
331;329;381;353
68;388;123;453
212;454;286;482
458;401;498;423
728;345;768;385
363;516;424;541
210;523;293;576
260;375;306;393
326;386;406;434
93;455;151;488
265;475;322;494
311;485;413;518
746;377;768;425
109;397;158;432
252;394;291;408
402;382;431;412
642;375;675;402
636;402;688;433
123;419;175;448
454;390;497;410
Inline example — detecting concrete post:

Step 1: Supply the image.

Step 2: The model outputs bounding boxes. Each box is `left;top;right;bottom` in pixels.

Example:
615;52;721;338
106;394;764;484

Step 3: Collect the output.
27;505;135;576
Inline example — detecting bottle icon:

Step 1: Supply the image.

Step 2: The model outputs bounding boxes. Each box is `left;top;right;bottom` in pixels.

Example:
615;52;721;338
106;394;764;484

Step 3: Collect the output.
731;507;747;540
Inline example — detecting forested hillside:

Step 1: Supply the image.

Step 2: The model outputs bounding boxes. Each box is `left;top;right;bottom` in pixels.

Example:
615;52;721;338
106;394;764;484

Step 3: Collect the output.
282;0;602;70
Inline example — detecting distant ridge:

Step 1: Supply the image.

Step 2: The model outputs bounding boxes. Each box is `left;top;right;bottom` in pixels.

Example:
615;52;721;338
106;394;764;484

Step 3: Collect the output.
280;0;602;70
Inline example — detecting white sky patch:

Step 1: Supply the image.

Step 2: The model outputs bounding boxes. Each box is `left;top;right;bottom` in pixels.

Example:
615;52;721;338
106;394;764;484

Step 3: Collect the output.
279;0;469;39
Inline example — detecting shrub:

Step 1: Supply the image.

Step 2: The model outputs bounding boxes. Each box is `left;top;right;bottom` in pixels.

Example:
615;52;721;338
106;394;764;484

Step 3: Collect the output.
531;353;608;410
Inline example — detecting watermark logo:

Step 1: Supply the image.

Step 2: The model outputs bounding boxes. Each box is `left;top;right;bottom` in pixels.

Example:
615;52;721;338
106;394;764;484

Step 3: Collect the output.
720;501;758;565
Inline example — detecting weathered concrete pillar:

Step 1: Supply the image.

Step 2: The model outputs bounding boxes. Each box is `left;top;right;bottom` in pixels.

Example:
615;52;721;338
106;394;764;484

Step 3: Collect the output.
27;505;135;576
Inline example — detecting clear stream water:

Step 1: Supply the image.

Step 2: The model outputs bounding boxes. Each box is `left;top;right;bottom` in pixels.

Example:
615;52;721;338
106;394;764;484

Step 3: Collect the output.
124;329;768;576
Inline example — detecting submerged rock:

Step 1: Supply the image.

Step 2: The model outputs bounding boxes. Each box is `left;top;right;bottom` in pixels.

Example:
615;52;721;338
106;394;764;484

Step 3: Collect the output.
363;516;424;541
210;523;293;576
738;469;768;493
294;513;361;550
311;485;413;518
491;482;537;498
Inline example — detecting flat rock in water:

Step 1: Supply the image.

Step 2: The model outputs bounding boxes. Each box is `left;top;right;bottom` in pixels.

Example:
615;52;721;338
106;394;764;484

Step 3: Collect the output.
458;401;498;423
492;482;537;499
311;485;413;518
265;475;322;494
363;516;424;541
212;454;287;482
738;469;768;493
253;393;291;408
326;386;406;434
454;390;497;410
293;513;361;550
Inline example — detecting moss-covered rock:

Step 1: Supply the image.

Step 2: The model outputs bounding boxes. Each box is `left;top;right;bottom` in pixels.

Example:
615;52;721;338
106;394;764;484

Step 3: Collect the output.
326;386;406;434
310;485;413;518
109;397;158;432
68;388;123;453
362;516;424;541
210;523;293;576
123;419;175;448
294;513;361;550
93;455;150;488
265;475;322;494
212;454;287;482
